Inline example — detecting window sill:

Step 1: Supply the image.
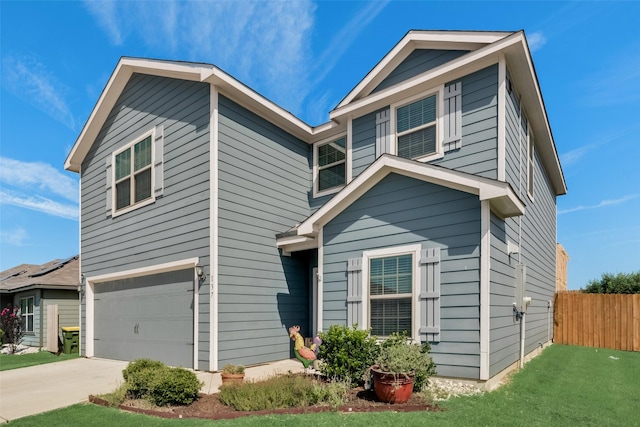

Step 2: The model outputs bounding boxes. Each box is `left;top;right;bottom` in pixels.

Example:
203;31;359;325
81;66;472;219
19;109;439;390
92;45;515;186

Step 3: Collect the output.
313;185;344;199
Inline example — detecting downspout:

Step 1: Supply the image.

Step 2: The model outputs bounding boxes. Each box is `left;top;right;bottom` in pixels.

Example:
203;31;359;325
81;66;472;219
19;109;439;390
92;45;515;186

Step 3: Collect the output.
517;92;525;368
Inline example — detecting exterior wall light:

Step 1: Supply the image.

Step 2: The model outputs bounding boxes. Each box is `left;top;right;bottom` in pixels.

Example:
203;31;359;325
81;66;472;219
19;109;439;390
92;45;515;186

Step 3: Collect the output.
196;265;206;282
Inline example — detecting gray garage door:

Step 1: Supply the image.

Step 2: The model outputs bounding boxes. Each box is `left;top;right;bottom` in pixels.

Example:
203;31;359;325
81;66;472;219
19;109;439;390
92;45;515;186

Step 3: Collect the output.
94;268;194;368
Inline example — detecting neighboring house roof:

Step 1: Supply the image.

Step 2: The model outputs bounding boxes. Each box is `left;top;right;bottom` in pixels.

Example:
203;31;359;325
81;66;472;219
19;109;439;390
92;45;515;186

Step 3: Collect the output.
64;29;565;196
0;256;80;294
276;154;525;253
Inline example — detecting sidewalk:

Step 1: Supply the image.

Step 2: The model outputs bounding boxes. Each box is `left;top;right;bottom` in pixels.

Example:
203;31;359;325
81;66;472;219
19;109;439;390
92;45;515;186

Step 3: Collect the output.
0;357;305;422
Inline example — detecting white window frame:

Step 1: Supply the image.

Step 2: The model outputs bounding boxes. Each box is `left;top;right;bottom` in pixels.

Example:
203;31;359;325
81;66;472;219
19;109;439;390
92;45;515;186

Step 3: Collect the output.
390;86;445;163
527;128;535;201
313;133;348;198
111;128;156;217
361;244;422;341
20;296;34;333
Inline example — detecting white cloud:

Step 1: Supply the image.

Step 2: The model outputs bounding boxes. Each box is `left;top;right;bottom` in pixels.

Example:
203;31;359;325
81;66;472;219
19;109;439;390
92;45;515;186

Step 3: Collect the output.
84;0;125;45
526;32;547;52
0;157;78;203
0;227;28;247
558;194;640;215
559;121;640;167
1;55;76;130
0;190;78;220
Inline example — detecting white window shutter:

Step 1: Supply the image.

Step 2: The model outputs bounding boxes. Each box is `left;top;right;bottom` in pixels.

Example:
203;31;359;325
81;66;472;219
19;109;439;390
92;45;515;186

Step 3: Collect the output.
347;258;363;327
375;109;390;158
154;125;164;197
105;156;113;218
419;247;441;342
443;82;462;152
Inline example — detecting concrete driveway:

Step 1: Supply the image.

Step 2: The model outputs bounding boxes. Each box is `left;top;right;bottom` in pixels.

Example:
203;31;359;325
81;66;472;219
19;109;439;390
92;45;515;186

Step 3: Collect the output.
0;357;305;422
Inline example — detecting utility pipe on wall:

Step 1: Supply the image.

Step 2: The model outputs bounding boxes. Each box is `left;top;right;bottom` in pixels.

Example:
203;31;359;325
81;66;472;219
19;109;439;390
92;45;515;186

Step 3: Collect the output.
519;311;526;368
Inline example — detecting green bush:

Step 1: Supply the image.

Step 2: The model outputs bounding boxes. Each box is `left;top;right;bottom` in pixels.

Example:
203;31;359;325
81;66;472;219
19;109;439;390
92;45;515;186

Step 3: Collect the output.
126;366;163;399
122;358;166;381
377;332;436;391
317;324;379;383
582;271;640;294
219;373;348;411
0;328;4;345
148;367;202;406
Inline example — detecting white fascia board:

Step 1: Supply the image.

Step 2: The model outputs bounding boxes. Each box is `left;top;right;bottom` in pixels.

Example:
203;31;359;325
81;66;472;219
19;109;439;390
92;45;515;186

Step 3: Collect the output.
276;235;316;247
330;33;524;121
297;155;524;236
87;257;200;284
337;30;513;108
65;58;211;173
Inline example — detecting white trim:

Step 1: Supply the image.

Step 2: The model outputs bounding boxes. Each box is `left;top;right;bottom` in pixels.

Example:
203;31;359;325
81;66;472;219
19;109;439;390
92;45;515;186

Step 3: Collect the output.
337;30;512;108
480;200;490;380
84;257;200;359
78;173;83;356
346;118;353;183
110;128;156;218
312;133;348;198
361;244;422;340
497;54;506;182
527;129;535;201
210;84;219;372
192;268;199;370
312;267;318;335
390;86;445;162
317;228;324;332
295;155;524;237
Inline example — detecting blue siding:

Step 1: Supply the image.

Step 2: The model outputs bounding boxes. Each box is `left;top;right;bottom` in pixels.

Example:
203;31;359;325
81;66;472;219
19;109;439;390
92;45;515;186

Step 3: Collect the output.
217;95;312;366
433;65;498;178
322;173;482;379
351;110;378;178
79;74;211;367
373;49;469;93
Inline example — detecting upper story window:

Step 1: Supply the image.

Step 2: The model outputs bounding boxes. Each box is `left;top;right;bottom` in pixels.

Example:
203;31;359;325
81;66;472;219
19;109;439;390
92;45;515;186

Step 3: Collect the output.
20;297;34;333
115;135;152;210
396;94;438;160
314;136;346;197
106;126;164;218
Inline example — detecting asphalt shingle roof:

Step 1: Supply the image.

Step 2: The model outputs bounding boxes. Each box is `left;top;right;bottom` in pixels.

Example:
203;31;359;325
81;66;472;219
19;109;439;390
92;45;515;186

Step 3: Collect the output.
0;256;79;293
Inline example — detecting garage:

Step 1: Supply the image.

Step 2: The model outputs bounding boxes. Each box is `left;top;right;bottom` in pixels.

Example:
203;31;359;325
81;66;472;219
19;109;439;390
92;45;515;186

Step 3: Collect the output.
93;268;194;368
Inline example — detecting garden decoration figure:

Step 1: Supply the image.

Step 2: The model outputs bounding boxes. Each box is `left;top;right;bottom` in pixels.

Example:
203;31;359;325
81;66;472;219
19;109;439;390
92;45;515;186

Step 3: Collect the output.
288;325;318;368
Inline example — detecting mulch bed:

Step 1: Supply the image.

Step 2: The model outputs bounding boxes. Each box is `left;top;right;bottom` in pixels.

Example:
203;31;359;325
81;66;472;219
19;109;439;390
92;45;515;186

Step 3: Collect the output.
89;387;442;420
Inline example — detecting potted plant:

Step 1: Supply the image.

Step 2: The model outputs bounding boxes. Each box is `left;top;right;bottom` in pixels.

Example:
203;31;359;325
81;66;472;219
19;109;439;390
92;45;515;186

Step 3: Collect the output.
367;333;435;404
220;364;245;385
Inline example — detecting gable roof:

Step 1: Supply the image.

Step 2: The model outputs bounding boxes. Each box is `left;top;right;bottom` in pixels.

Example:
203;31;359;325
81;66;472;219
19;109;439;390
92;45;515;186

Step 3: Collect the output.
276;154;525;252
0;256;80;293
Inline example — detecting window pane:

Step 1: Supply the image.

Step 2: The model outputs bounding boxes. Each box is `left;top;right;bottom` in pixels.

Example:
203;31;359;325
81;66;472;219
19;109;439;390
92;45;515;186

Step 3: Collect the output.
115;149;131;181
370;298;412;336
134;168;152;202
27;315;33;332
318;163;345;191
20;299;27;312
27;298;33;313
116;178;131;210
318;138;346;167
397;95;436;133
134;136;152;171
370;254;412;296
398;125;436;159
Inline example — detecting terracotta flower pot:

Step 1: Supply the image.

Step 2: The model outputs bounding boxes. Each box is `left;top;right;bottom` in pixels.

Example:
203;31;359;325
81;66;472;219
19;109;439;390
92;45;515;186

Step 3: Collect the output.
371;366;414;404
221;373;244;385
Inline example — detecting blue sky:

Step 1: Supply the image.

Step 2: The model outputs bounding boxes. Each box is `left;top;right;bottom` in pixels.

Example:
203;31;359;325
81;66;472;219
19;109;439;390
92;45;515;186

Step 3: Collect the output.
0;1;638;289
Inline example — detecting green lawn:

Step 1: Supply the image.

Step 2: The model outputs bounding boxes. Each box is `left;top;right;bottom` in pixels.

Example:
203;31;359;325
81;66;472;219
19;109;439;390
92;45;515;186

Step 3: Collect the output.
8;345;640;426
0;351;80;371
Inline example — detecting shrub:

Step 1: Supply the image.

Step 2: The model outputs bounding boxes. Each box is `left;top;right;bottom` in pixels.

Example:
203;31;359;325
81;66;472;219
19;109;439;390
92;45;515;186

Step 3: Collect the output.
375;332;437;392
222;364;245;374
0;304;24;353
126;365;163;399
148;367;202;406
0;328;4;345
317;324;379;383
122;358;166;381
582;271;640;294
219;373;347;411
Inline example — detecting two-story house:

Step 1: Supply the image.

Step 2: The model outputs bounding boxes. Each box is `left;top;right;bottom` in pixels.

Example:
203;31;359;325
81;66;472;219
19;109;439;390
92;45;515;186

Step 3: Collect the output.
65;30;566;383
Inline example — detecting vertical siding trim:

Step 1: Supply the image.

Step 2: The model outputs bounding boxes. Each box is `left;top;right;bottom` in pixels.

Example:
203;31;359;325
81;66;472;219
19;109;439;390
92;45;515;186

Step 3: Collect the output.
154;125;164;197
105;157;112;217
347;258;363;327
480;200;491;380
443;82;462;152
318;227;324;331
419;248;441;342
193;268;199;370
497;55;506;181
375;109;390;158
210;84;219;371
78;173;83;356
347;117;353;183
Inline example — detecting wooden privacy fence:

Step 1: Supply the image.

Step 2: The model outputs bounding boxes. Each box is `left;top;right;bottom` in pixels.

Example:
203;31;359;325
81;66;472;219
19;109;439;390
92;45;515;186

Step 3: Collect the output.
554;292;640;351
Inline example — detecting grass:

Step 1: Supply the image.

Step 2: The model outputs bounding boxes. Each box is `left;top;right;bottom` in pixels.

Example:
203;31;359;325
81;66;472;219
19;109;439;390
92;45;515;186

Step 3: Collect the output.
0;350;80;371
7;345;640;426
